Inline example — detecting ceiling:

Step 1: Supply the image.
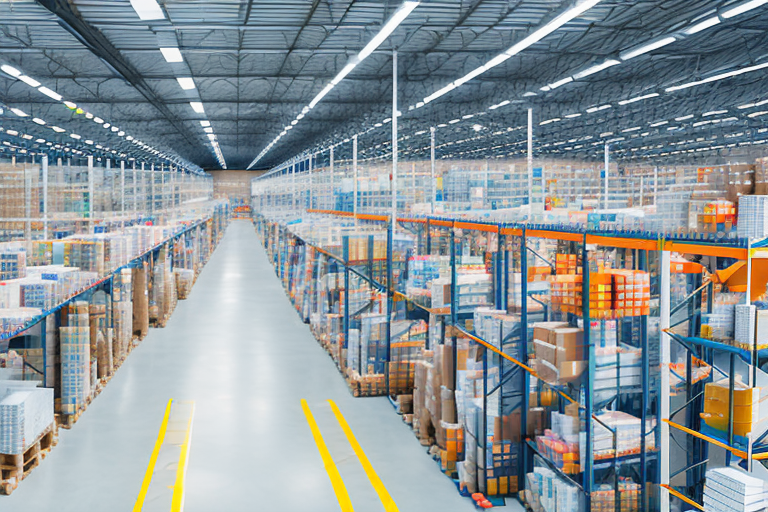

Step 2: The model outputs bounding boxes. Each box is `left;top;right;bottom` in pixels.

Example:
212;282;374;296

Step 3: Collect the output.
0;0;767;171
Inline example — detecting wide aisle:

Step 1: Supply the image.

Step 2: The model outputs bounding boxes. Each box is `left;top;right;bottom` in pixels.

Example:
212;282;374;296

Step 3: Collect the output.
4;220;504;512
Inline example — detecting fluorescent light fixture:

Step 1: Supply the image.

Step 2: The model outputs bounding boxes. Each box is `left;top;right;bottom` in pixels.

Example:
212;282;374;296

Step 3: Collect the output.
666;62;768;92
540;118;561;125
129;0;165;20
748;110;768;118
565;113;582;118
207;133;216;140
541;76;574;91
190;102;205;113
489;100;511;110
291;119;298;125
309;84;334;109
675;115;694;121
358;1;419;61
722;0;768;18
10;108;27;117
586;104;612;113
462;114;474;119
70;133;81;140
85;140;94;145
622;126;641;132
472;124;483;132
118;131;125;136
424;82;456;104
684;16;721;35
38;87;62;101
64;101;77;109
200;120;210;127
18;75;41;87
160;47;183;63
103;123;110;128
35;139;45;143
22;134;32;140
176;77;196;90
618;92;660;105
111;126;119;132
6;130;18;136
32;117;45;125
449;118;460;124
204;127;213;133
523;92;538;97
620;36;676;60
573;59;621;79
93;117;104;124
650;120;669;127
51;126;65;133
0;65;21;77
703;109;728;116
331;62;357;85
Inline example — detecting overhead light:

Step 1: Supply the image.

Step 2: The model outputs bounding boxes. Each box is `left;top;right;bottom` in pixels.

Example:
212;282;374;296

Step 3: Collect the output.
683;16;721;35
200;120;210;127
489;100;511;110
620;36;676;60
309;84;334;109
472;124;483;131
93;117;104;124
618;92;660;105
448;118;460;124
129;0;165;20
51;126;65;133
32;117;45;125
64;101;77;109
103;123;110;128
573;59;621;79
622;126;641;132
666;62;768;92
22;134;33;140
703;109;728;116
190;102;205;113
207;133;216;140
0;65;21;77
540;118;561;125
565;113;582;118
204;127;213;133
118;131;125;136
18;75;41;87
358;1;420;61
523;92;538;97
126;135;134;141
85;140;94;145
291;119;298;125
10;108;27;117
176;77;196;90
541;76;574;91
748;110;768;118
38;87;62;101
424;83;457;104
160;47;183;63
35;139;45;143
722;0;768;18
70;133;81;140
586;104;612;113
6;130;18;136
331;62;357;86
650;120;669;127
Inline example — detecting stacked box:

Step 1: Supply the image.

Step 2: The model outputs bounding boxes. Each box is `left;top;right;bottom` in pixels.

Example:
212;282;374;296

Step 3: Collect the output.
700;379;767;438
19;278;58;311
607;270;650;317
532;322;585;385
591;480;642;512
0;308;41;338
737;195;768;238
0;388;54;455
580;411;656;463
734;304;757;350
60;301;90;415
550;274;582;315
0;248;26;281
555;253;580;275
704;467;768;512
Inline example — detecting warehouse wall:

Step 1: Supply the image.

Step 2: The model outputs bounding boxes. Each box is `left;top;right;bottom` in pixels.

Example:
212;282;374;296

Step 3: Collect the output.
208;170;265;206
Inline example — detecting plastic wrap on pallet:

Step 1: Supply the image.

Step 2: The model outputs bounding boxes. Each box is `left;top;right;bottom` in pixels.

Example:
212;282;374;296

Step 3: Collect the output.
0;388;54;455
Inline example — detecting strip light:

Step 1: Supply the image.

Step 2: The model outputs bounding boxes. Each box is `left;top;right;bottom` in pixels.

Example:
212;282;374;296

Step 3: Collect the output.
129;0;165;21
684;16;720;34
618;92;660;105
419;0;602;106
722;0;768;18
177;77;196;90
247;0;420;169
573;59;621;79
620;36;676;60
666;62;768;92
160;47;183;63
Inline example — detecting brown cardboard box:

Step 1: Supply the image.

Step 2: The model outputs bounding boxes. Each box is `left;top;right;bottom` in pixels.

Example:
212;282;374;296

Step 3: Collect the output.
527;407;547;437
553;327;584;361
442;340;455;391
559;361;587;383
532;322;569;344
494;411;522;442
441;386;457;424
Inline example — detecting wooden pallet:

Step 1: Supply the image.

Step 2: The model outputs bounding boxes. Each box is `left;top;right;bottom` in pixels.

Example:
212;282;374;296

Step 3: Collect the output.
0;423;58;495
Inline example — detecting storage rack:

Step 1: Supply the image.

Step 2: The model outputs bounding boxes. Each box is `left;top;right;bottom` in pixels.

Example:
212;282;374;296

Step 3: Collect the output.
254;199;767;511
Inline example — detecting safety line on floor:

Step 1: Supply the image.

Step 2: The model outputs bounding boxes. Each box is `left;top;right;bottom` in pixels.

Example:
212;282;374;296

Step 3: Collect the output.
171;402;196;512
133;399;173;512
328;400;399;512
301;399;355;512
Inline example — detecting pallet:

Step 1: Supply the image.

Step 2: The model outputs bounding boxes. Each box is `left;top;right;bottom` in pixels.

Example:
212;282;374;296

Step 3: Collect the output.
0;423;58;495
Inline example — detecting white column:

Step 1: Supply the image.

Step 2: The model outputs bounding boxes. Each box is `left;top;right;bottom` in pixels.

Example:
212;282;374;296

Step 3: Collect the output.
603;143;610;210
640;176;644;206
527;108;533;205
87;155;94;232
133;161;138;216
120;161;125;229
141;162;146;216
24;160;31;243
330;147;335;211
391;49;398;232
660;250;671;512
42;155;49;239
654;166;659;206
353;135;358;221
309;153;314;210
430;126;436;213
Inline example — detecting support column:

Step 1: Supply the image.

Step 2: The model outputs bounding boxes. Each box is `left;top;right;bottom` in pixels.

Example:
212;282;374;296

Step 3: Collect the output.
120;161;125;229
391;49;398;233
353;135;358;220
527;108;533;205
604;143;610;210
660;250;671;512
430;126;436;213
330;147;335;211
87;155;94;232
42;155;49;239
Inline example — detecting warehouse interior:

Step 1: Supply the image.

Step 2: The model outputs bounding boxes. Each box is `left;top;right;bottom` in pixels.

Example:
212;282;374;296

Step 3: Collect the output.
2;0;768;511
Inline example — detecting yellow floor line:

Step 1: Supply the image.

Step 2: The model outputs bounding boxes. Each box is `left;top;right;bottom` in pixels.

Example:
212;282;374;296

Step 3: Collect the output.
328;400;399;512
171;402;196;512
301;399;355;512
133;399;173;512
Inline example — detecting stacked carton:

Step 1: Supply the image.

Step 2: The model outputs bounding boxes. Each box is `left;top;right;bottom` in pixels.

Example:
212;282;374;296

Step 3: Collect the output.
60;301;90;415
0;386;54;455
700;380;767;439
532;322;585;385
704;467;768;512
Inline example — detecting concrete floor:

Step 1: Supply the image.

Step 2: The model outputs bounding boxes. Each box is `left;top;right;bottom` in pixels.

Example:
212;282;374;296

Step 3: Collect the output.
3;220;521;511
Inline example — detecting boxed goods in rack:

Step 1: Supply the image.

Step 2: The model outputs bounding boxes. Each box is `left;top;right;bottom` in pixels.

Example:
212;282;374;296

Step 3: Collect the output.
531;322;585;385
700;379;767;439
737;195;768;238
59;301;90;416
580;411;656;465
0;245;25;281
0;385;54;455
703;467;768;512
0;308;42;338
